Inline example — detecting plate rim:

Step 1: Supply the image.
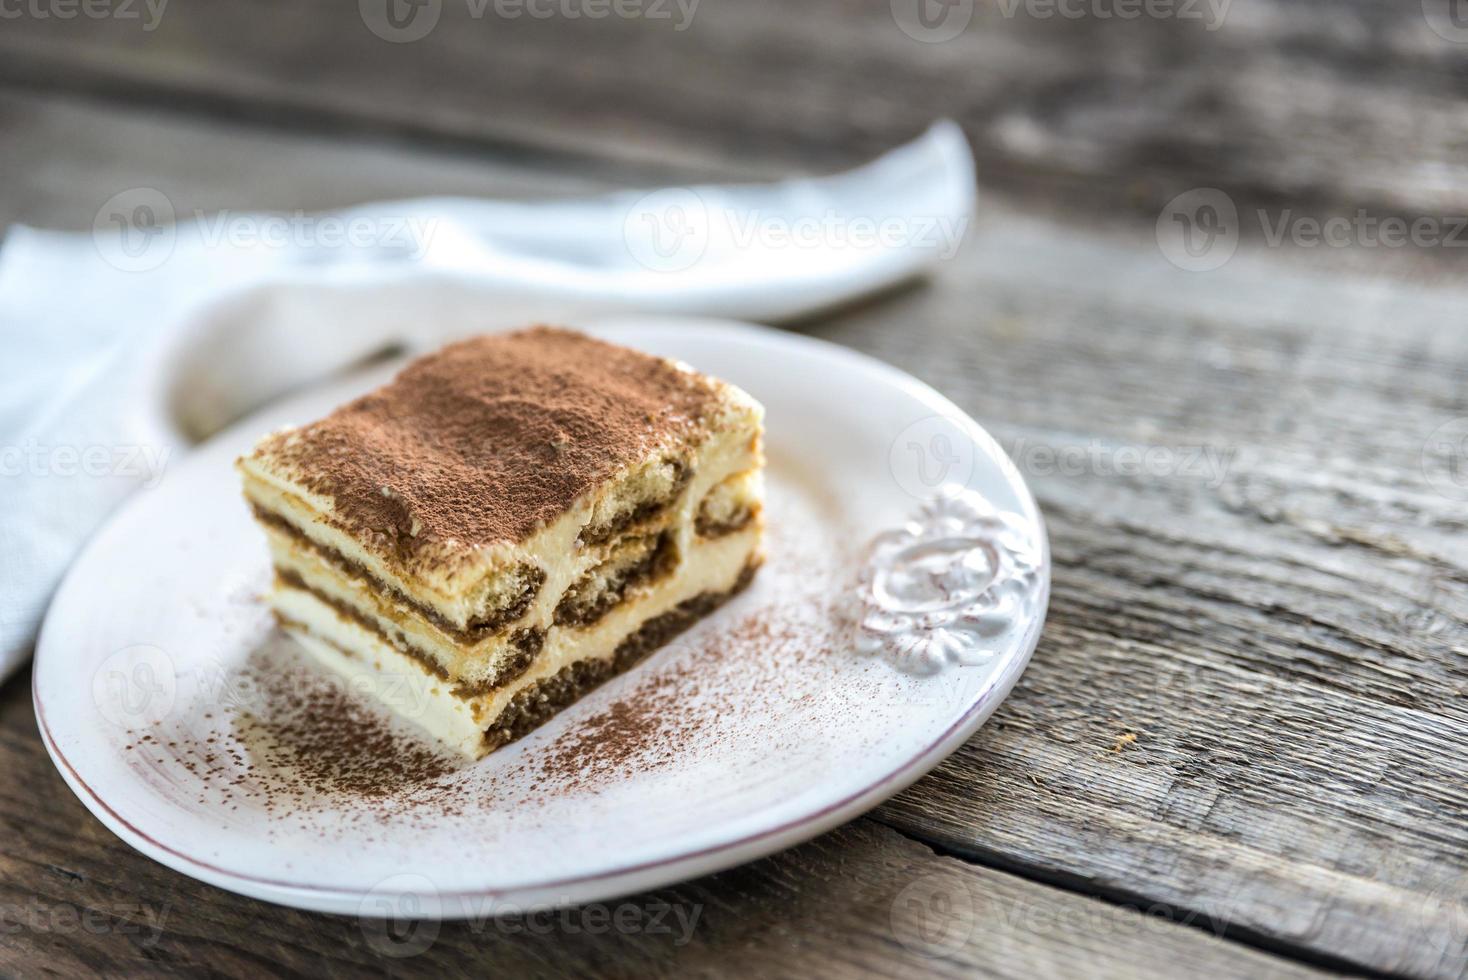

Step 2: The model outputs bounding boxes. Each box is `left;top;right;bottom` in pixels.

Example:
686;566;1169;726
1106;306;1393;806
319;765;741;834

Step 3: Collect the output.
33;316;1050;916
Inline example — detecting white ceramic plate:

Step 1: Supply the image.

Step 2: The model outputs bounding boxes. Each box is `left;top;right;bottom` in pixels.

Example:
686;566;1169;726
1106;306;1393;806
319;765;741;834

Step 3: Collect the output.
35;318;1048;917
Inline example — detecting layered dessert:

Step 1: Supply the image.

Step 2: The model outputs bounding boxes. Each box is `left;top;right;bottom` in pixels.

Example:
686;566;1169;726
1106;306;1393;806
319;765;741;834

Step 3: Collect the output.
237;327;764;758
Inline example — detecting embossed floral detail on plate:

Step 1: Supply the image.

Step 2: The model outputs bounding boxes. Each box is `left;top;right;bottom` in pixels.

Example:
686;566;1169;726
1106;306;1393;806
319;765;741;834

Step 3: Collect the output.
849;487;1042;675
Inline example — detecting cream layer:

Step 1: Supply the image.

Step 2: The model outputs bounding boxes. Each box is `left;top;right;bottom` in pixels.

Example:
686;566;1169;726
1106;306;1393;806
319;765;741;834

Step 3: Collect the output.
273;520;761;757
257;461;762;689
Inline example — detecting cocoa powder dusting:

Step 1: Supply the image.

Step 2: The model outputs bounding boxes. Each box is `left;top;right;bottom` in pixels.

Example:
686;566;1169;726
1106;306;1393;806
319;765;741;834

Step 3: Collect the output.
519;599;843;797
122;459;862;841
234;664;460;806
252;327;720;562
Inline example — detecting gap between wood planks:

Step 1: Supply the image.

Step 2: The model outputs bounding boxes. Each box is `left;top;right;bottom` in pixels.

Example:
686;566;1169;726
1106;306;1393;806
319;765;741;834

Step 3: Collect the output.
6;0;1468;253
0;66;746;187
874;817;1395;980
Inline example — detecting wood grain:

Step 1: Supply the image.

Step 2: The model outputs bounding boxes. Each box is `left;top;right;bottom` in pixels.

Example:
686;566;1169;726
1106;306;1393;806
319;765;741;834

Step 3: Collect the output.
0;88;615;230
817;211;1468;980
3;0;1468;225
2;19;1467;975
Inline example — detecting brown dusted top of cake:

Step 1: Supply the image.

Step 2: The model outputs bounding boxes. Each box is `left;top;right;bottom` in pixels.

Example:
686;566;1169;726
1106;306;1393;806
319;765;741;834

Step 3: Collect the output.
249;326;721;555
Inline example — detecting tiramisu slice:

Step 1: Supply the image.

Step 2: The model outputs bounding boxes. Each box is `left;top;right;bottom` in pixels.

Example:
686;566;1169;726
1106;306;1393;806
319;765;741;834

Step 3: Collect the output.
237;327;764;758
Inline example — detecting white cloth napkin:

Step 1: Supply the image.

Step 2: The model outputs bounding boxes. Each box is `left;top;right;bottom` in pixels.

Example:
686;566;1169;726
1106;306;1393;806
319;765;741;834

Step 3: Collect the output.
0;121;974;683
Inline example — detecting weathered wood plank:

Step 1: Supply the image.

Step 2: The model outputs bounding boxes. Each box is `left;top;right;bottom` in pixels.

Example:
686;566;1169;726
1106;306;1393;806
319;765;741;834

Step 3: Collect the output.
3;0;1468;220
0;88;614;230
0;668;1324;979
815;211;1468;980
2;84;1466;977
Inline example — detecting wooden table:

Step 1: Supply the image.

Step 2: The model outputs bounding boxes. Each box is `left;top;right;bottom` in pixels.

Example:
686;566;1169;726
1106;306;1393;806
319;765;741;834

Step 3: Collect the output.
2;2;1465;976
